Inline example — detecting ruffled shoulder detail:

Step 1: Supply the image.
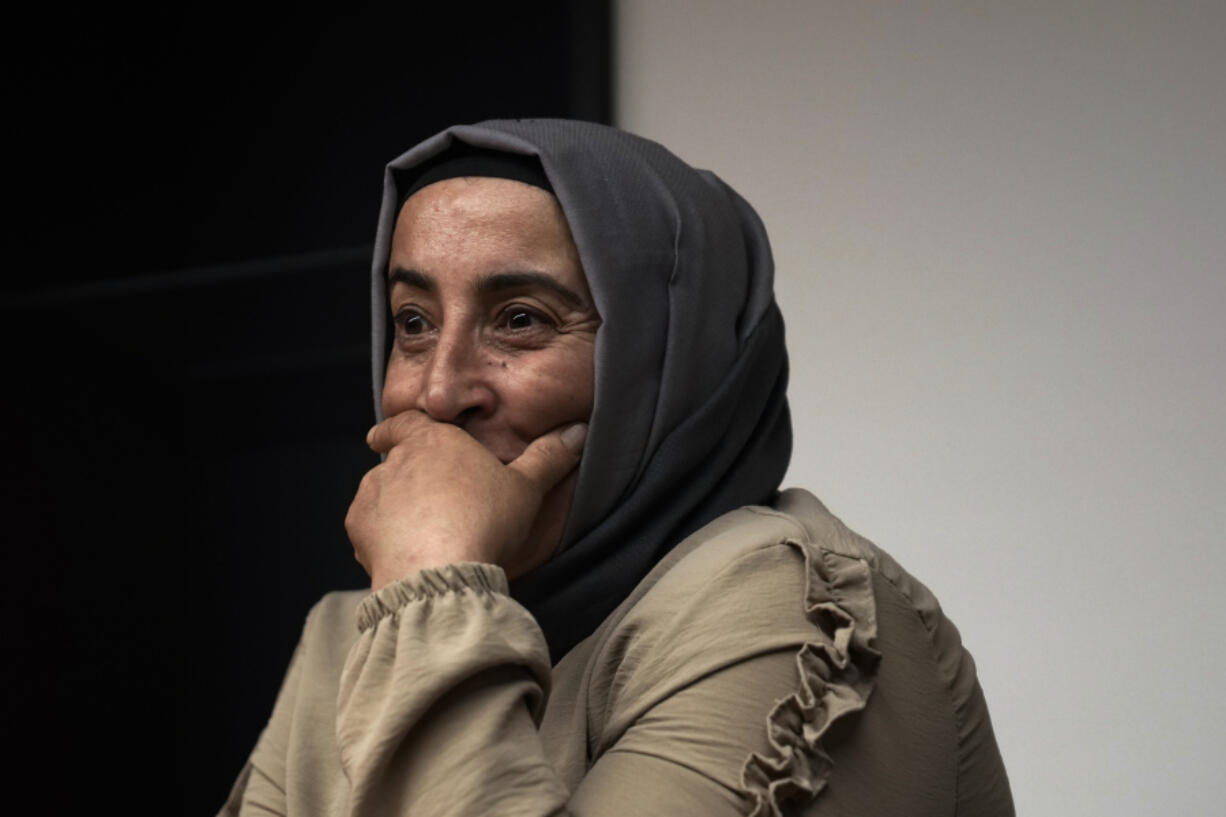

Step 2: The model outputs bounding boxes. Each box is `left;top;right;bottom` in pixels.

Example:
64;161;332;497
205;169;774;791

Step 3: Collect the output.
740;540;881;817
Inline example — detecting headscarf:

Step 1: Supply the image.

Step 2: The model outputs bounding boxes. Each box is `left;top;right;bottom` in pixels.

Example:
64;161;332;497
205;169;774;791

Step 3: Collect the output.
370;119;792;661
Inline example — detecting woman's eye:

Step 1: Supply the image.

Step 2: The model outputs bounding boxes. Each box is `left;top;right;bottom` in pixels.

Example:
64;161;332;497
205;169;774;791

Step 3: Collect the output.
397;310;430;336
502;307;549;331
507;310;535;329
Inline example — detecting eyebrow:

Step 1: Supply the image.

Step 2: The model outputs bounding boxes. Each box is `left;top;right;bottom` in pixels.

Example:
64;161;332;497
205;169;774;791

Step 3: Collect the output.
387;267;587;309
387;267;433;291
477;271;587;308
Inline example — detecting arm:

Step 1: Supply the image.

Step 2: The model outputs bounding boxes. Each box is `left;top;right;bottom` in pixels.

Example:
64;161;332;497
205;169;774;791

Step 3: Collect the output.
334;535;871;817
222;523;883;815
219;640;303;817
334;560;811;817
220;590;365;817
221;410;584;817
242;414;877;815
336;563;567;816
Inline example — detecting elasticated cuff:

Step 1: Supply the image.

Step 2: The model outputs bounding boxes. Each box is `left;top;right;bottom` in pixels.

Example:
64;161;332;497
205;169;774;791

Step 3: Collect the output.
356;562;509;632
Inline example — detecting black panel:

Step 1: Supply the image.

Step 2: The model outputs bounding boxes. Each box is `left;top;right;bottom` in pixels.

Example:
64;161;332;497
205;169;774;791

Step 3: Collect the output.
3;4;611;812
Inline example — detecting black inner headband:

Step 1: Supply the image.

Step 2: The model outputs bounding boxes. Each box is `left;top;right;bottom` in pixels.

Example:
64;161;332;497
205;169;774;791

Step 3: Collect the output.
395;144;554;208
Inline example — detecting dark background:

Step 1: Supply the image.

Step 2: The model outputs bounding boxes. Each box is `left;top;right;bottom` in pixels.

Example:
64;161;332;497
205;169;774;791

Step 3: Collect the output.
2;6;611;812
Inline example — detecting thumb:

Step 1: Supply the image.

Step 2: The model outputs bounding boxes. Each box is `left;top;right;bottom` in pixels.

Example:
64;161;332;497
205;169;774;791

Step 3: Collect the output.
508;422;587;493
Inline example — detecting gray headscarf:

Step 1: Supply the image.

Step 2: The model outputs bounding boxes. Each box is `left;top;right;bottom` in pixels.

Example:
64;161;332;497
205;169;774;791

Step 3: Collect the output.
370;119;791;661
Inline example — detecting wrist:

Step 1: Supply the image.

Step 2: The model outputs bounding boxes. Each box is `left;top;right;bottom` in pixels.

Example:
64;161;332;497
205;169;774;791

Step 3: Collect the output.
369;543;493;591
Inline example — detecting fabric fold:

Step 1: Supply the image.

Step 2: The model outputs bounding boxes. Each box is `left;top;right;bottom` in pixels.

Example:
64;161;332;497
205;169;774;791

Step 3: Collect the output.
740;541;881;817
355;562;508;632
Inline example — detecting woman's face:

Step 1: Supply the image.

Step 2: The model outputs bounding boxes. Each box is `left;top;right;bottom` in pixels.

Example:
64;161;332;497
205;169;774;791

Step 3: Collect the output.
383;176;600;573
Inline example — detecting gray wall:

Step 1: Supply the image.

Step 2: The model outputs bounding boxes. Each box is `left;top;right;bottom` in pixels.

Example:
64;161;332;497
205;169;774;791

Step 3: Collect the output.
617;2;1225;813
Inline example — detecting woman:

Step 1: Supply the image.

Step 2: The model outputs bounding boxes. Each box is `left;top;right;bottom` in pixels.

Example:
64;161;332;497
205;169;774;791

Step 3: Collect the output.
221;119;1014;816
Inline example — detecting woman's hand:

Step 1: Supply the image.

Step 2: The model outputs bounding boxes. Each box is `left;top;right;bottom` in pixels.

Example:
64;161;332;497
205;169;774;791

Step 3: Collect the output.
345;410;587;589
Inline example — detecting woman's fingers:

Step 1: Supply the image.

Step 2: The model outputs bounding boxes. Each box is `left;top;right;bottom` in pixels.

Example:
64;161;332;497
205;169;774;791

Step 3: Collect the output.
366;410;431;454
350;414;587;583
368;412;587;495
364;410;586;509
508;422;587;493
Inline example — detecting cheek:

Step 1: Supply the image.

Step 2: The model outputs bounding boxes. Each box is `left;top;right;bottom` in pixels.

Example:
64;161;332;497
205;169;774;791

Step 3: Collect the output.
500;353;595;429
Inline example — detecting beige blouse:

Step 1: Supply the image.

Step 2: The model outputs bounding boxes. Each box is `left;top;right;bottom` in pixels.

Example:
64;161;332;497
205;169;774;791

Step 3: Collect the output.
220;489;1014;816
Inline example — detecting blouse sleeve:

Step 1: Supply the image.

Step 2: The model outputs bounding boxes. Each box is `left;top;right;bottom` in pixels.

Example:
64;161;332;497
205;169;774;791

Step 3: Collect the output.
335;562;570;815
219;635;305;816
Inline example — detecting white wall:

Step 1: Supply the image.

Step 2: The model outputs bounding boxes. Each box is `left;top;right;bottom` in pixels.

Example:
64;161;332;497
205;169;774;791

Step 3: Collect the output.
617;2;1225;813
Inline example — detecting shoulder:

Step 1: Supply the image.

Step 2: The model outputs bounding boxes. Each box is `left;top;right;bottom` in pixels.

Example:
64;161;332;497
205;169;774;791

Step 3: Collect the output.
616;488;881;643
585;488;1013;815
746;489;996;727
582;488;881;731
763;489;1014;814
574;491;882;814
770;489;951;641
584;487;984;701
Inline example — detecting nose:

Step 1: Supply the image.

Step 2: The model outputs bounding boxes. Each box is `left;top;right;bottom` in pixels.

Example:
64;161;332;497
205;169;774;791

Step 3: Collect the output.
416;328;496;425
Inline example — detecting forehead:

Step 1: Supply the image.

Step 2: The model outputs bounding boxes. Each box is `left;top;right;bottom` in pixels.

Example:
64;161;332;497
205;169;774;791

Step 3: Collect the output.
388;176;590;295
391;177;578;263
394;176;566;237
